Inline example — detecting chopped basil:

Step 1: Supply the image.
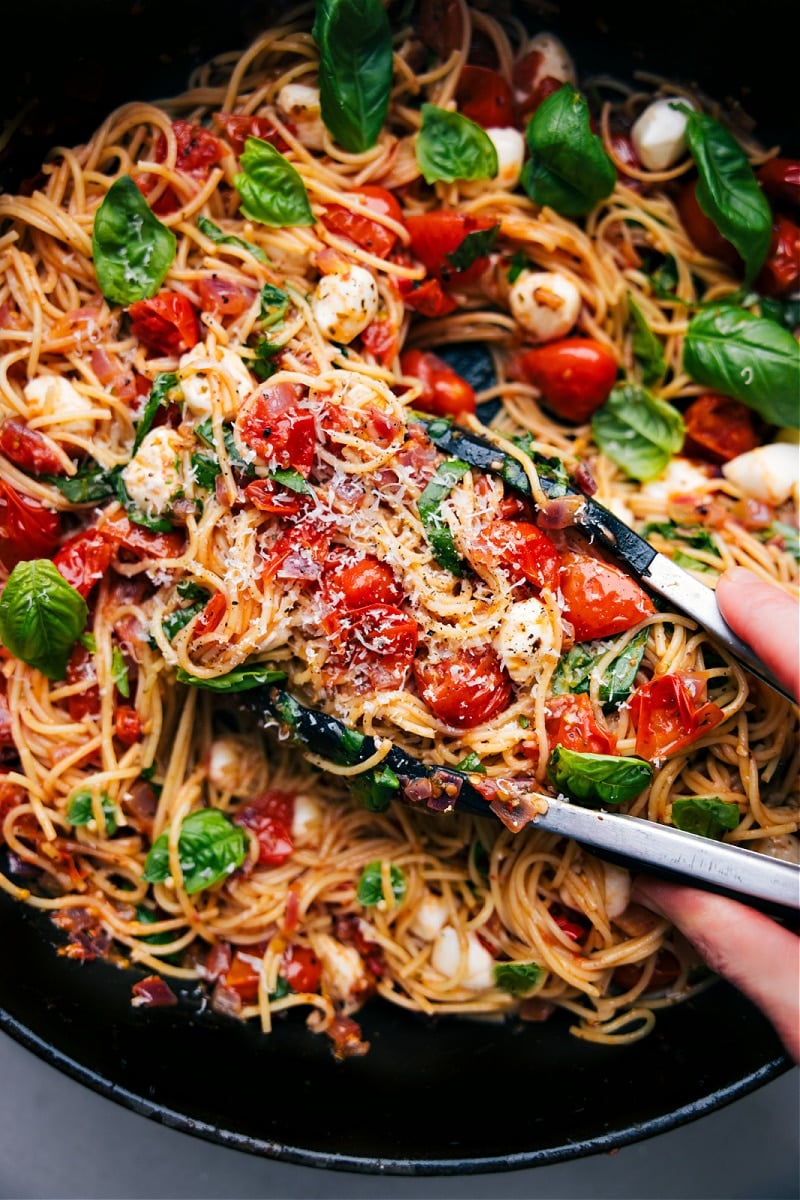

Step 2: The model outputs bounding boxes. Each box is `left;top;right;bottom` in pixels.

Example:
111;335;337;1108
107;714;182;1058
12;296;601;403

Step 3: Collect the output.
194;418;255;478
349;763;400;812
234;137;314;227
552;628;649;706
142;808;248;894
251;338;281;381
67;790;118;836
42;460;116;504
641;521;721;574
356;859;407;906
521;84;616;218
259;283;290;327
591;384;685;481
759;520;800;560
190;451;221;491
417;458;470;574
672;550;717;576
270;468;312;495
111;645;130;698
91;176;176;305
507;250;529;284
628;294;666;386
79;633;98;653
455;751;486;774
0;560;87;680
494;961;544;997
114;473;175;533
135;905;181;962
446;224;500;273
416;104;498;184
670;796;740;839
547;746;653;806
131;372;180;455
159;600;207;643
313;0;393;153
196;215;267;263
176;664;287;692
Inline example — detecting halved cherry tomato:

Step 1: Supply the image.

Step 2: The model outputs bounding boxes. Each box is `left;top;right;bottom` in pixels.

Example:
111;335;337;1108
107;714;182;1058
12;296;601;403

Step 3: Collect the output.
324;553;403;610
244;478;304;518
65;643;100;722
114;706;142;746
214;113;290;157
545;693;616;755
413;646;512;728
197;276;257;318
101;514;186;561
456;65;514;128
324;604;418;690
399;349;476;418
236;382;315;477
360;317;400;365
128;292;201;356
0;481;61;569
261;522;330;584
139;120;226;215
397;276;458;318
417;0;464;58
629;672;725;760
321;186;405;259
478;519;561;591
551;907;589;942
53;528;114;598
677;181;740;267
235;789;295;866
280;943;322;994
756;158;800;209
755;215;800;297
222;950;261;1003
0;418;65;475
192;592;227;637
405;212;498;285
682;393;760;465
560;552;655;642
518;338;618;424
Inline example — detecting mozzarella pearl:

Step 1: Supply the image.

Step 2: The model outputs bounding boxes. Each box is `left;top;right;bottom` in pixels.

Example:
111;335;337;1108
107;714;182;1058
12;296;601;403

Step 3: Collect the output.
485;126;526;189
409;891;450;942
179;343;253;421
522;33;576;89
430;925;495;990
120;427;183;519
631;97;695;171
509;271;581;343
24;374;96;439
493;596;555;686
314;933;368;1004
206;735;268;797
722;442;799;507
276;83;327;150
292;792;324;847
311;265;379;344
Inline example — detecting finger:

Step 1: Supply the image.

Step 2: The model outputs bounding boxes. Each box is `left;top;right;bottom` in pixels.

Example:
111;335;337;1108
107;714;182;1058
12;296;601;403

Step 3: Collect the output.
716;567;800;701
633;877;800;1063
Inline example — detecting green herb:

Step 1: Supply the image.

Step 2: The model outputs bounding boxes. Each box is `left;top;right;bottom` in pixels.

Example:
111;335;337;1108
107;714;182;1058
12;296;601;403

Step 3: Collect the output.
591;384;685;480
234;137;314;227
131;372;180;455
507;250;529;284
259;283;290;326
518;715;530;729
521;84;616;217
349;763;401;812
159;601;206;643
641;521;717;554
552;628;649;705
671;796;740;839
313;0;393;153
196;215;267;263
416;104;498;184
270;468;312;494
455;751;486;774
512;434;571;495
176;664;286;692
673;550;717;576
79;633;97;653
67;789;118;836
195;419;255;477
648;254;680;300
681;107;772;285
494;961;544;996
682;306;800;428
628;293;666;385
0;560;87;680
42;461;116;504
759;520;800;560
759;295;800;332
445;223;500;272
142;808;247;894
547;746;653;806
356;859;407;906
135;905;181;962
417;458;470;573
190;451;220;491
91;176;176;305
111;645;130;697
252;338;282;381
114;473;175;533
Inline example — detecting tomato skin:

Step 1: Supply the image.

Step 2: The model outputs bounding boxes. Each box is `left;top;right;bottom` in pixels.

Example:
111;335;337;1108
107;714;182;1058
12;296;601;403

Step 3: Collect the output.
324;603;418;690
53;528;114;598
545;693;616;755
629;672;725;760
325;553;403;610
65;644;100;722
243;478;304;517
321;186;405;259
214;113;290;156
405;212;498;286
755;215;800;297
280;944;322;994
677;181;740;267
479;519;561;591
158;120;225;176
756;158;800;209
0;418;65;475
128;292;201;356
518;339;618;424
236;383;315;477
235;789;295;866
223;950;261;1003
398;276;458;318
197;276;257;318
456;65;514;128
560;553;654;642
399;349;476;418
192;592;227;637
261;522;330;584
417;0;464;58
682;393;760;465
101;514;186;561
360;318;399;366
413;646;512;729
0;481;61;570
114;706;142;746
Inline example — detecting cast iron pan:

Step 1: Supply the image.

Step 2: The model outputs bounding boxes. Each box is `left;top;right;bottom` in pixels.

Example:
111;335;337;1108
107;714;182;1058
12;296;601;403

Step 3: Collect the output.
0;0;795;1175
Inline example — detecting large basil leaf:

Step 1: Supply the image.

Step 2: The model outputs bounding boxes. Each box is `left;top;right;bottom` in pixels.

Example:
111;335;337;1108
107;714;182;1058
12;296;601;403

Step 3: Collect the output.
521;84;616;218
417;458;470;573
682;305;800;428
552;627;650;706
0;559;87;680
494;961;544;996
234;138;314;227
416;105;498;184
356;859;407;906
91;176;176;305
42;461;116;504
591;384;685;480
142;808;248;894
176;664;287;692
682;108;772;285
547;746;653;806
313;0;393;153
671;796;740;839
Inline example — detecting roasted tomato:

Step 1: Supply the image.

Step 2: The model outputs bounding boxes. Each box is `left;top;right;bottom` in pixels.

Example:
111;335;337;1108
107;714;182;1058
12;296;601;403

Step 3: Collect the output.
192;592;227;637
127;292;201;356
197;276;257;318
101;514;186;560
0;481;61;569
236;382;315;477
222;950;262;1003
399;349;476;418
629;672;725;760
397;276;458;318
755;215;800;297
244;477;305;518
677;181;740;267
65;643;100;722
360;318;400;366
417;0;465;58
477;519;561;591
53;528;114;598
321;186;405;259
0;418;65;475
324;552;403;610
545;693;616;755
456;65;514;128
261;522;330;584
162;120;225;176
405;211;498;286
560;552;654;642
214;112;291;156
756;158;800;209
517;338;618;424
325;604;418;690
280;944;322;993
114;706;142;746
413;646;512;728
682;393;760;464
235;789;295;867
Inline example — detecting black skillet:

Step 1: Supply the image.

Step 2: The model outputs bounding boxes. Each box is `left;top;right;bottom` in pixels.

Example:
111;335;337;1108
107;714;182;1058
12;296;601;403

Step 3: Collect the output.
0;0;795;1175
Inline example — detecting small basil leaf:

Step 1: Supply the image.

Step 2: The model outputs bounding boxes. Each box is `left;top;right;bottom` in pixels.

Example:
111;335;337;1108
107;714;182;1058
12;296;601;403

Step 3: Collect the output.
671;796;740;839
641;521;718;554
259;283;290;326
494;961;544;996
591;384;685;481
455;751;486;774
251;339;282;381
672;550;717;576
92;176;176;305
67;790;118;836
416;104;498;184
313;0;393;153
682;305;800;428
507;250;529;284
111;645;130;697
349;763;400;812
628;293;666;386
42;461;116;504
142;808;248;894
131;372;180;455
521;84;616;218
190;451;220;491
159;601;206;644
445;224;500;272
356;859;407;906
552;628;649;705
759;520;800;561
547;745;653;806
0;559;87;680
135;905;181;962
417;458;470;573
195;419;255;478
234;137;314;227
176;664;287;692
269;468;312;495
196;215;267;263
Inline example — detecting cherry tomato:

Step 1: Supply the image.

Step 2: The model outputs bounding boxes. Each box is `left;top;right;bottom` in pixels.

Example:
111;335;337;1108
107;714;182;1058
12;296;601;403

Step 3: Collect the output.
197;276;257;318
101;514;186;561
325;604;418;690
114;706;142;746
90;349;151;406
551;907;589;942
128;292;201;356
545;693;616;756
321;186;405;259
677;181;740;267
560;552;655;642
0;418;65;475
192;592;227;637
405;212;498;285
261;522;330;583
397;276;458;318
157;120;225;177
360;317;400;366
0;481;61;570
399;349;476;418
629;672;725;760
244;478;304;517
478;519;561;591
413;646;512;728
456;65;514;128
235;789;295;866
756;158;800;209
53;528;114;598
65;643;100;722
682;393;760;465
518;338;618;424
236;382;315;477
214;113;290;156
280;944;322;994
223;950;261;1003
755;215;800;297
325;553;403;610
417;0;465;58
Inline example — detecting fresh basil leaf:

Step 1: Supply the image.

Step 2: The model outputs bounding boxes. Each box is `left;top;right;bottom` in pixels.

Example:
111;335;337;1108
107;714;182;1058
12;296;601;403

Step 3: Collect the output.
521;84;616;218
159;601;206;643
349;763;400;812
142;808;247;894
114;473;175;533
234;138;314;227
760;520;800;560
592;384;685;481
507;250;529;284
269;468;312;495
512;436;572;496
91;176;176;305
259;283;290;327
671;796;740;839
190;451;220;491
111;645;130;697
131;372;180;455
356;859;407;906
547;746;653;806
196;215;267;263
552;628;649;705
455;751;486;774
0;559;87;680
648;253;681;300
417;458;470;573
628;293;666;386
251;339;281;381
494;961;544;997
641;521;718;554
446;224;500;273
682;305;800;428
682;107;772;285
195;419;255;478
42;461;116;504
79;633;97;653
416;104;498;184
135;905;181;962
176;664;287;692
759;295;800;332
67;790;118;836
313;0;393;153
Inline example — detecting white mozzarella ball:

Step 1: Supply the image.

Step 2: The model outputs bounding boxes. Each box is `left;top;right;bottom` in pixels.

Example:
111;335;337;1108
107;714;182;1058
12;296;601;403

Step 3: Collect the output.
276;83;327;150
206;735;268;797
522;33;576;89
430;925;495;991
409;891;450;942
121;427;183;518
311;265;379;344
722;443;799;507
602;862;632;920
631;98;695;171
24;374;96;439
179;343;253;421
291;792;324;847
639;457;713;507
509;271;581;343
485;127;526;189
751;835;800;864
493;595;555;686
314;934;368;1005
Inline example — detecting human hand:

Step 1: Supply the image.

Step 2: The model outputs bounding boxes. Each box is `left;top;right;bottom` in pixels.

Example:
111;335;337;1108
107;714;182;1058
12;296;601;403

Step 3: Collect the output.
633;566;800;1063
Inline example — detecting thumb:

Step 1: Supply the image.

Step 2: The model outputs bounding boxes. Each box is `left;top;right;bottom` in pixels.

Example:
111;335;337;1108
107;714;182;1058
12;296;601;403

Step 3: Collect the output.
716;567;799;701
